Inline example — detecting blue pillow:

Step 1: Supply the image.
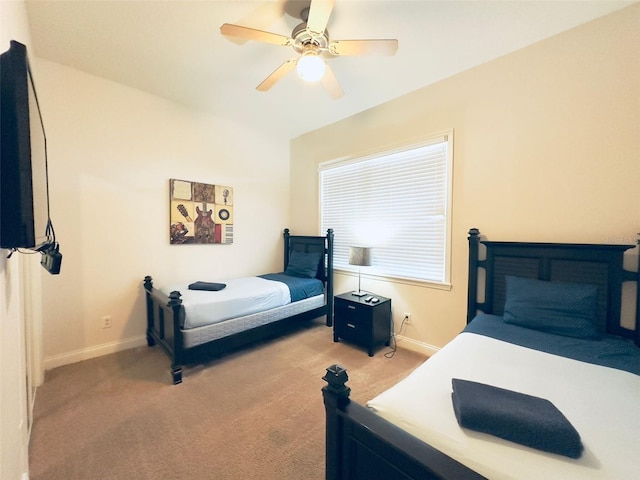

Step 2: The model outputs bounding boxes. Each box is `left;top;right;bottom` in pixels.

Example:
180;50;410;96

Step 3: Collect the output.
503;276;600;339
285;250;322;278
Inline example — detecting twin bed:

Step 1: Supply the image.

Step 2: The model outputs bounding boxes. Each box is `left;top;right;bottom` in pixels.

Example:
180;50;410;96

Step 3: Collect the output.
144;228;334;384
323;228;640;480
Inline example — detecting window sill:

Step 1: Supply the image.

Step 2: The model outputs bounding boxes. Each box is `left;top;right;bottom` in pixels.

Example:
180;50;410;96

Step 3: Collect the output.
336;268;452;291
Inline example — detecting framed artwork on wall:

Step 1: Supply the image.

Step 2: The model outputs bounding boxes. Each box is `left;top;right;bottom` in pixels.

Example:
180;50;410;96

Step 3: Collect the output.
169;178;234;245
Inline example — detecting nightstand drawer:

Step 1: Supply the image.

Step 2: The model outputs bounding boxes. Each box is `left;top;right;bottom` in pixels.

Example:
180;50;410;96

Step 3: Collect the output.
335;301;368;324
333;292;391;356
334;316;368;341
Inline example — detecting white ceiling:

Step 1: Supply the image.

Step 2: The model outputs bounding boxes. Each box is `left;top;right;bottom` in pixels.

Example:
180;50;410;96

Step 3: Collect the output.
25;0;634;139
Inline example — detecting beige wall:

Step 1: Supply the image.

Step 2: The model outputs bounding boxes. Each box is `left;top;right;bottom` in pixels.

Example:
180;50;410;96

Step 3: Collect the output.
36;60;292;368
290;5;640;354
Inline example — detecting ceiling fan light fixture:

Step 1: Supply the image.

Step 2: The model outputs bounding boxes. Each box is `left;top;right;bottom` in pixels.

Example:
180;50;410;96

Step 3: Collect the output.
296;50;326;82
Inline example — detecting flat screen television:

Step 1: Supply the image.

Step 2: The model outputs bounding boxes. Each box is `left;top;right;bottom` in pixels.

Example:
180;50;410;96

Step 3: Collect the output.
1;40;51;251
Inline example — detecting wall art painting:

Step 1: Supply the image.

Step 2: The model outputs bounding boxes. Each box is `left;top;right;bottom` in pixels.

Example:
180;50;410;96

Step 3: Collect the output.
169;179;234;245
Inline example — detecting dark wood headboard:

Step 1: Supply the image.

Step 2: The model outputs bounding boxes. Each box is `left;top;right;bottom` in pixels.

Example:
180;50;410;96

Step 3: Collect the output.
283;228;334;284
467;228;640;346
283;228;335;326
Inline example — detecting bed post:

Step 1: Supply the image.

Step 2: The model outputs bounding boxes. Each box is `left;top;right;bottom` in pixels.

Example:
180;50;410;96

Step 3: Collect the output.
143;276;156;347
169;291;184;385
467;228;481;324
326;228;335;327
635;233;640;348
283;228;291;269
322;364;350;480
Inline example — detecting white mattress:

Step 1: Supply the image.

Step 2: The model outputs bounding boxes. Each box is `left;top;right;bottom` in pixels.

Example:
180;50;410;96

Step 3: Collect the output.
366;332;640;480
165;276;292;329
181;294;325;349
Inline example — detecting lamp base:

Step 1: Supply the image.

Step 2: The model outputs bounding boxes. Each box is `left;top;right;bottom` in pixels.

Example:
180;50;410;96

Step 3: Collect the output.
351;290;368;297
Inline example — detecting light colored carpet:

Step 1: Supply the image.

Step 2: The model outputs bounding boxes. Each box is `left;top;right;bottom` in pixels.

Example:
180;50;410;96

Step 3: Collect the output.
29;318;427;480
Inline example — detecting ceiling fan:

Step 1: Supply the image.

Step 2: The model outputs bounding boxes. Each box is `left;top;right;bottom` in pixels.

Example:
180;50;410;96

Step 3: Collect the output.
220;0;398;99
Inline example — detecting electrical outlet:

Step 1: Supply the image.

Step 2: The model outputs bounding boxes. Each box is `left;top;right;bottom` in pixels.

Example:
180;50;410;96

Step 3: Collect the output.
403;312;411;324
102;315;112;329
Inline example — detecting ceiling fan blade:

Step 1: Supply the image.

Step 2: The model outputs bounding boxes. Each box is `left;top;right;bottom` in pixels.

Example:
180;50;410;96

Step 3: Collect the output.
330;39;399;56
321;63;344;100
306;0;335;34
256;58;297;92
220;23;291;46
223;4;286;45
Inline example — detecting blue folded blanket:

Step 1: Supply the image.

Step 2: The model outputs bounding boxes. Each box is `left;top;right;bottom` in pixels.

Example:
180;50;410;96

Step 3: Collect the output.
188;281;226;291
451;378;583;458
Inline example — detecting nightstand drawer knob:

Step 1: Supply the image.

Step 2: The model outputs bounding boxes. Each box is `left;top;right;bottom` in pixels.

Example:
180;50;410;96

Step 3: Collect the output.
347;323;356;329
348;305;356;310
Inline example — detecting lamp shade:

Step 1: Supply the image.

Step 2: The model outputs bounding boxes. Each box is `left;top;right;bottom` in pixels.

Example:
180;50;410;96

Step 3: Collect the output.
348;246;372;267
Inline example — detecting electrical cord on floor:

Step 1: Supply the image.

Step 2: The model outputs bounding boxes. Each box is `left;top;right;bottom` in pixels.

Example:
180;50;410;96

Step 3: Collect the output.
385;314;410;358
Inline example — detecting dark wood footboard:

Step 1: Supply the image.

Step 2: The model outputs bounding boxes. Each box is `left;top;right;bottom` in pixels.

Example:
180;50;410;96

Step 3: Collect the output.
144;276;185;384
322;365;486;480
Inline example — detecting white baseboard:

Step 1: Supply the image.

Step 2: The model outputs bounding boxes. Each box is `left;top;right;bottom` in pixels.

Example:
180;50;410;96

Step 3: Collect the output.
42;333;438;370
44;335;148;371
393;334;440;357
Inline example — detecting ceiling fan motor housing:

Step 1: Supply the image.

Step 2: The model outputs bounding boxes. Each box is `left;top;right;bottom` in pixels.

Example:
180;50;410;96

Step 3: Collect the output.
292;20;329;54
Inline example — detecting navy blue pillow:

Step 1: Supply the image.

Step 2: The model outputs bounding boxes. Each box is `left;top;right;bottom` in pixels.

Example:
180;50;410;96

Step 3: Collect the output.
503;276;600;339
285;250;322;278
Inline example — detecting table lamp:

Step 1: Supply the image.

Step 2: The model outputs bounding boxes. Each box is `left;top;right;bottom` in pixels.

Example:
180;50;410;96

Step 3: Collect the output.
349;246;372;296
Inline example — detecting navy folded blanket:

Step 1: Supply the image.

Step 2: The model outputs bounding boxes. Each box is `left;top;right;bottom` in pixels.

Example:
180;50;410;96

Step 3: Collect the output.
451;379;583;458
188;281;226;291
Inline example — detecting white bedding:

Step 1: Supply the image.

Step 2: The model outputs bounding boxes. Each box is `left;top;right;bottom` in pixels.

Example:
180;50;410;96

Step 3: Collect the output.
366;332;640;479
165;277;291;329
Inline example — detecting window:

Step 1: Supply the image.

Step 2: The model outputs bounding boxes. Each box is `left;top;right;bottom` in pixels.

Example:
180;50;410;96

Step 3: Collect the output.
319;132;452;286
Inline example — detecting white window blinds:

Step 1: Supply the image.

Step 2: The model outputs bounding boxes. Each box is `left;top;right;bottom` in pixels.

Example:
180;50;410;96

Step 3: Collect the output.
320;133;452;284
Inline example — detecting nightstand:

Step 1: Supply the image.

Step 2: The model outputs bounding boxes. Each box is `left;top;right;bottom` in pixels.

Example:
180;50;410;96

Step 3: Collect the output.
333;292;391;356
